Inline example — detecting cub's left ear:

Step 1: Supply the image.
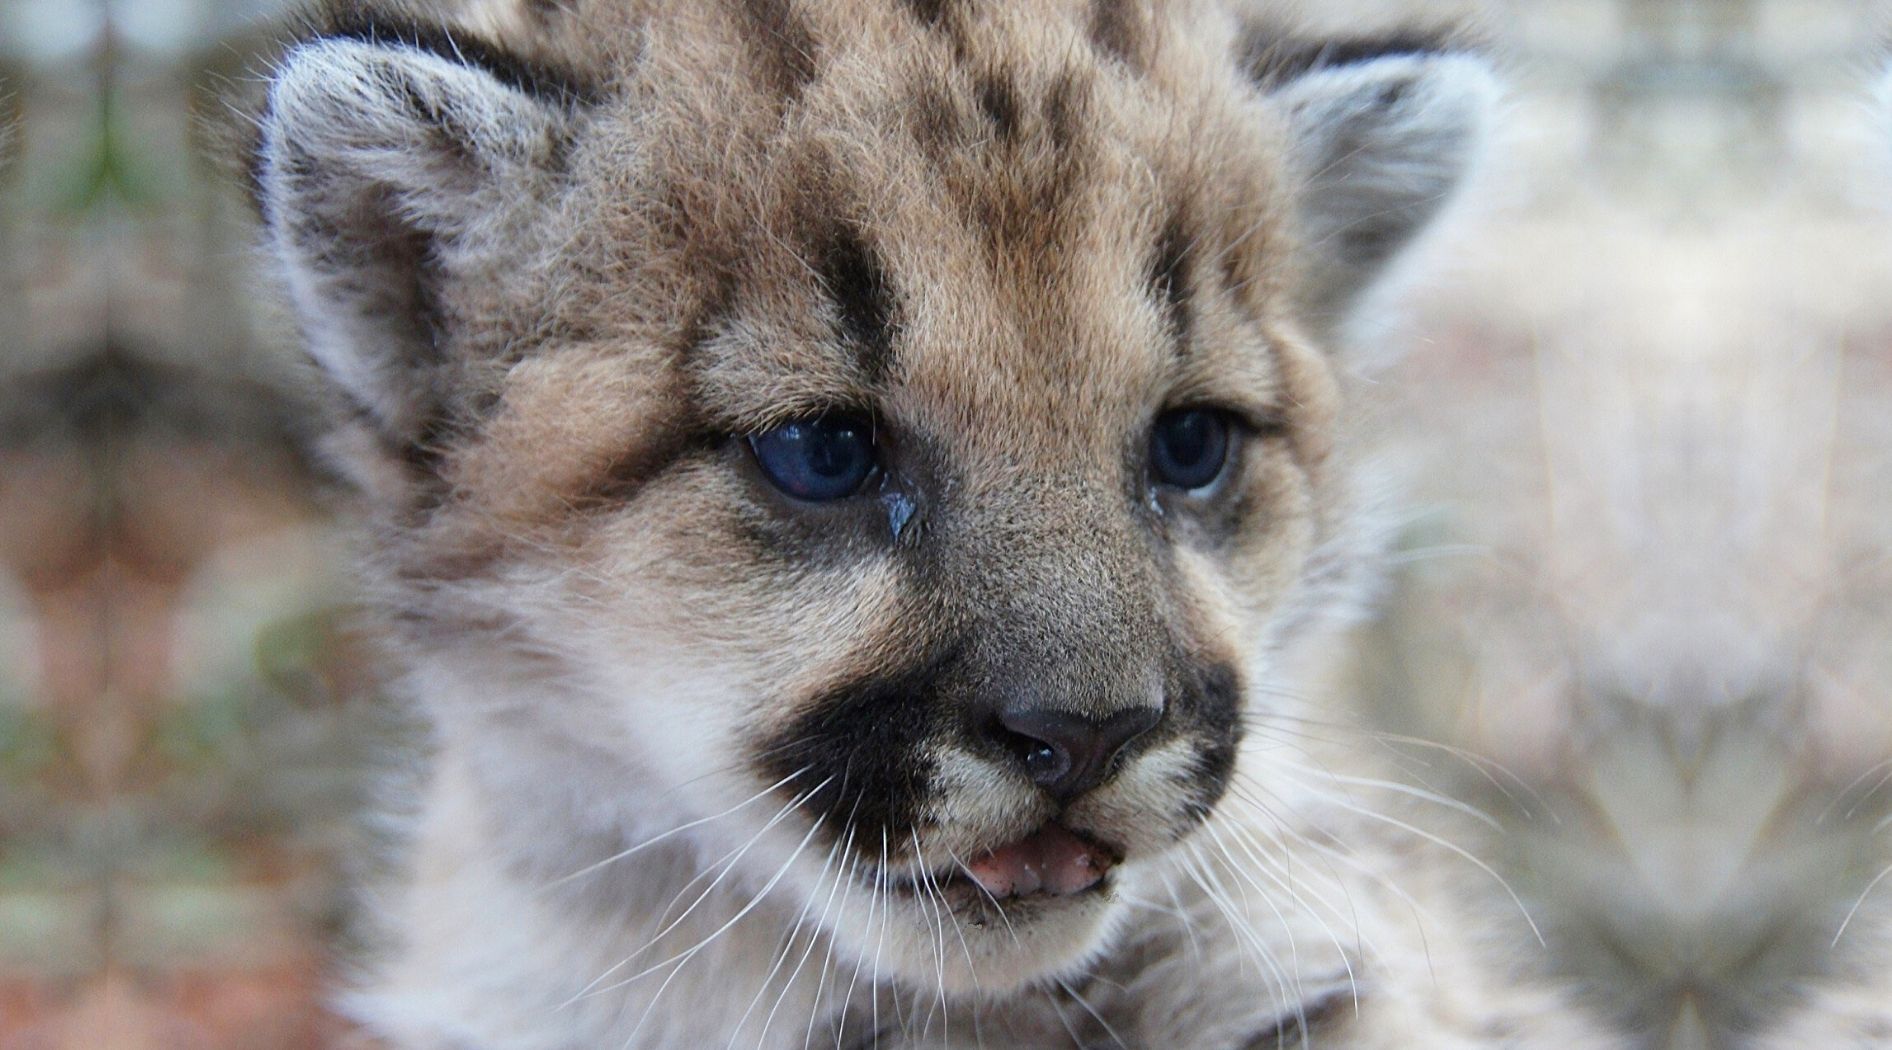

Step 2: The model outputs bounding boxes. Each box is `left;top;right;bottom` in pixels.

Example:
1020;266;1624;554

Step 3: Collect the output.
1257;41;1500;331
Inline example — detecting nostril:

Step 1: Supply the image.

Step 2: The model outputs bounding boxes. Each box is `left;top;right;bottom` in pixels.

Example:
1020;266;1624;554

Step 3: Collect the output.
1019;735;1070;784
995;706;1162;801
989;717;1073;785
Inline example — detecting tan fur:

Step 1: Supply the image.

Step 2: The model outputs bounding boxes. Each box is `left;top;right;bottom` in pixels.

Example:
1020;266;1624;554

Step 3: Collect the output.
250;1;1611;1046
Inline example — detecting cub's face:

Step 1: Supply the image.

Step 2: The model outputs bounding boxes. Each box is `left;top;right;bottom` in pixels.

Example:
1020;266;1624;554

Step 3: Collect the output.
257;1;1492;994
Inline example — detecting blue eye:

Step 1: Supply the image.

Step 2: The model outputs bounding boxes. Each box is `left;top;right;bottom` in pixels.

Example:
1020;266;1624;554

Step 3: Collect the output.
748;415;879;501
1149;409;1232;492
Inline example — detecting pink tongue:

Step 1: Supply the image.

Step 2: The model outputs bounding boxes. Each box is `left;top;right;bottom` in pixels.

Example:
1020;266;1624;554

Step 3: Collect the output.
964;824;1110;900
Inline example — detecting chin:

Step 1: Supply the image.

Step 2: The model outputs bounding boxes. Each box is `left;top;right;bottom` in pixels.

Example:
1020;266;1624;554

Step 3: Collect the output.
834;869;1126;995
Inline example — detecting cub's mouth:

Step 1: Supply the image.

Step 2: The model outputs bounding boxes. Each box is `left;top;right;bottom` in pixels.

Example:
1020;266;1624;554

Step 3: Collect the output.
889;822;1122;908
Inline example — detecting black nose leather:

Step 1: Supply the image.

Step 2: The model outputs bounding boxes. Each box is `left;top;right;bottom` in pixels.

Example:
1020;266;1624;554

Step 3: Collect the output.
996;706;1163;802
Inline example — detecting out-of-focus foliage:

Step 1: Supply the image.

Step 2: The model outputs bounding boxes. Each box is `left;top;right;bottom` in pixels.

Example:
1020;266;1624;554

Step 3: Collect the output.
0;1;396;1044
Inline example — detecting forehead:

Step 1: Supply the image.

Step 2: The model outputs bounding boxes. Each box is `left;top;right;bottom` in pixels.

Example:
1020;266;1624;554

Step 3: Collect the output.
556;0;1301;452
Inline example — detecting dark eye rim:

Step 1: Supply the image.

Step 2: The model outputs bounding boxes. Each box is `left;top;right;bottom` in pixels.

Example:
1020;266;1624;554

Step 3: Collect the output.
742;411;884;504
1146;405;1261;496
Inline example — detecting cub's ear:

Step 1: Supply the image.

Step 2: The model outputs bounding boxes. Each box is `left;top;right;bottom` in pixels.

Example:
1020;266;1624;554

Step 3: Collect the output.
1254;37;1499;333
256;28;587;440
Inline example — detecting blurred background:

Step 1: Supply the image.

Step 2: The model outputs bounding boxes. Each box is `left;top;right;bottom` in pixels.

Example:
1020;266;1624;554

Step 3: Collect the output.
3;0;1892;1046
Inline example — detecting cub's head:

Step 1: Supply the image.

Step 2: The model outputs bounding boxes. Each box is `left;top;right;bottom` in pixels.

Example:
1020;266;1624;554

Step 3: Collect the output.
256;0;1494;994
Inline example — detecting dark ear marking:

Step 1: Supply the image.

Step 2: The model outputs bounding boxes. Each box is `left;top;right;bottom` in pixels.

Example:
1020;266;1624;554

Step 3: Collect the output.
820;226;899;383
393;80;484;170
256;20;590;467
1239;25;1470;85
1242;25;1495;329
313;9;604;107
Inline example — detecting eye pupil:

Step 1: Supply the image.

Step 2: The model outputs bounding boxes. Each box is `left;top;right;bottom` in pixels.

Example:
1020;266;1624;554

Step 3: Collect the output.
1150;409;1231;491
749;415;878;501
805;432;855;478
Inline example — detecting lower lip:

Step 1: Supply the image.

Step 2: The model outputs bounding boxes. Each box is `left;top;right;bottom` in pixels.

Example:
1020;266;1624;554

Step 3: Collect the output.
887;870;1112;912
881;828;1122;910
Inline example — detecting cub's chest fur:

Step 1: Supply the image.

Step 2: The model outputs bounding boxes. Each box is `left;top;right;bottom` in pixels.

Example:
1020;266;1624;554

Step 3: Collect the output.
246;1;1608;1047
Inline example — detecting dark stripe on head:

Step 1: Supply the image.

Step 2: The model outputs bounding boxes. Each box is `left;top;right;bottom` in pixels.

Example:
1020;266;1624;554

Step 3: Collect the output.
737;0;822;101
580;426;717;509
1043;68;1085;156
1240;25;1468;84
580;275;728;509
314;9;605;107
1149;213;1192;350
820;226;899;383
1088;0;1144;71
681;272;738;357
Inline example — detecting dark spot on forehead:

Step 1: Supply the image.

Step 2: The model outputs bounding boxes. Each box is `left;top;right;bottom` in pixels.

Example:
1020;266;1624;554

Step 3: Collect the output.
736;0;821;101
898;0;954;29
819;225;900;383
1088;0;1144;71
977;73;1021;140
959;72;1097;254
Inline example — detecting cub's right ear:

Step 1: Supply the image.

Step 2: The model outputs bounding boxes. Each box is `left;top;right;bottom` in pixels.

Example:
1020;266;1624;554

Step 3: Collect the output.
256;29;588;440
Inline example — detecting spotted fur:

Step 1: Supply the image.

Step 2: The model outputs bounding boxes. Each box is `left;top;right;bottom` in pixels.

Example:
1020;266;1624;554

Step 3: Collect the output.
248;1;1609;1046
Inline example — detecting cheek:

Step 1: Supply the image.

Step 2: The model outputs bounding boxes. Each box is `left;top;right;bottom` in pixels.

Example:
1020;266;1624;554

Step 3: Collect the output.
1204;450;1319;623
544;464;917;753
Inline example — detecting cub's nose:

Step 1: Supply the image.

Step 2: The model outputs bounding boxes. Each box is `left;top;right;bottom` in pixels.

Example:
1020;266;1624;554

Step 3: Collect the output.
995;706;1163;802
